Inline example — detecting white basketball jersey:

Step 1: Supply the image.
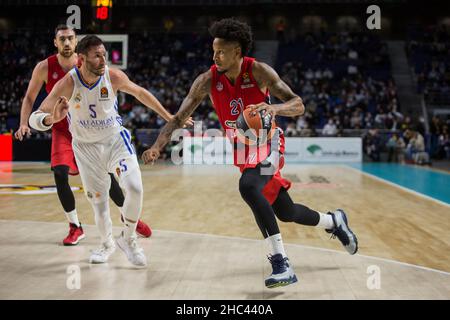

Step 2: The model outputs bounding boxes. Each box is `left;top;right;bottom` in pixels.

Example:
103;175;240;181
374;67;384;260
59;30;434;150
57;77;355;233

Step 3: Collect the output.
67;65;122;143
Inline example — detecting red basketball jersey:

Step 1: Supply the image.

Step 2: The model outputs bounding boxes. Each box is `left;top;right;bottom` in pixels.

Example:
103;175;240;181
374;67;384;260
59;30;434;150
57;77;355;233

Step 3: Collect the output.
46;54;69;131
209;57;291;203
210;57;278;169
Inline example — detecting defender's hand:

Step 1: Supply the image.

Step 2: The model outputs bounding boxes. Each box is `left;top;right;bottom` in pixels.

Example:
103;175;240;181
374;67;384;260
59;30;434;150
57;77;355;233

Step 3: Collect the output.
184;117;194;128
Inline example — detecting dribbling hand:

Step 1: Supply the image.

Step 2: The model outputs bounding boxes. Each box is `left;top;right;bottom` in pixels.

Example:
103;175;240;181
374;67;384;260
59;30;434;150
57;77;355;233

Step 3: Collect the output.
249;102;277;118
142;147;160;165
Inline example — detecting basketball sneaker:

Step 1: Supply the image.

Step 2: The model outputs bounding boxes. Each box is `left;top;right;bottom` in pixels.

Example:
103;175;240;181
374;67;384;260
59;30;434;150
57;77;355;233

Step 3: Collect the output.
116;231;147;267
120;215;152;238
63;223;85;246
326;209;358;255
89;238;116;264
265;254;298;288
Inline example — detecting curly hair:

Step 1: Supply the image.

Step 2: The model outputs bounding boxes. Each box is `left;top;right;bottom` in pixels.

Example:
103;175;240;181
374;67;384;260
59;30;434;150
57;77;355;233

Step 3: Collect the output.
209;18;253;56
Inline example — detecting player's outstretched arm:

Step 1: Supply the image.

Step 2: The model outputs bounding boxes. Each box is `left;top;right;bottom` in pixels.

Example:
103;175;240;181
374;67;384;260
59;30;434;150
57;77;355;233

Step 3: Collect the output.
110;67;174;122
250;61;305;117
15;60;47;140
142;70;211;165
28;74;73;131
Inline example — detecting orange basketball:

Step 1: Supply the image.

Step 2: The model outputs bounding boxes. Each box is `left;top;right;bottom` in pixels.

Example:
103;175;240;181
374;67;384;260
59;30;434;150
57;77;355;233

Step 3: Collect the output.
235;107;276;146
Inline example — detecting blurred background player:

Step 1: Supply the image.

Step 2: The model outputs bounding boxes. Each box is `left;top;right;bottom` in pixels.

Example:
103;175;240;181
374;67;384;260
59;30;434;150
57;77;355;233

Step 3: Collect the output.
143;18;358;288
14;25;152;245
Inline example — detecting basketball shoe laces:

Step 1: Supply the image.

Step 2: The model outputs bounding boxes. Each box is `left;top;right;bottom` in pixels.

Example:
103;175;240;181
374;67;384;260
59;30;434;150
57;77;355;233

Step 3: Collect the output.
327;224;350;245
128;235;143;254
268;255;287;274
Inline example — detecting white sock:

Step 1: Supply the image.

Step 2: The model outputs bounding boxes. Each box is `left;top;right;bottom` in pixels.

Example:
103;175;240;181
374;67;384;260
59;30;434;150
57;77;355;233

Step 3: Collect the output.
265;233;287;257
316;212;335;229
65;209;80;227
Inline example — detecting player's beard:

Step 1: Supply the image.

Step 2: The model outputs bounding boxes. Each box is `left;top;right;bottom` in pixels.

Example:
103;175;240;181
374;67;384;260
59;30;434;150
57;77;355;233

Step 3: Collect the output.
87;62;105;77
60;47;74;58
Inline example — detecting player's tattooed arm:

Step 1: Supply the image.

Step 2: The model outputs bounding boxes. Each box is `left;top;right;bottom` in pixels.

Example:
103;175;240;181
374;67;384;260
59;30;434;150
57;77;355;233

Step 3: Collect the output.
152;70;211;151
252;61;305;117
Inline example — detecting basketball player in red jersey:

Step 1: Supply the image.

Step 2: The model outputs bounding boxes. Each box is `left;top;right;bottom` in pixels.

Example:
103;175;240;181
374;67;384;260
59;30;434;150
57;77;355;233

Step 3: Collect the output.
143;19;358;288
15;25;152;245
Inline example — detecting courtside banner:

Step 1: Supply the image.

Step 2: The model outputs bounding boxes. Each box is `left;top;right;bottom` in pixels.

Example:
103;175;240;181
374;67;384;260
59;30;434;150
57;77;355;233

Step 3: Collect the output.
182;137;362;164
299;137;362;163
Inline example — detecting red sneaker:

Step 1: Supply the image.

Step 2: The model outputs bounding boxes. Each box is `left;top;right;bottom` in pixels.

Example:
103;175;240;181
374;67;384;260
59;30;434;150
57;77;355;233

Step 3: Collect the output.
120;215;152;238
136;219;152;238
63;223;85;246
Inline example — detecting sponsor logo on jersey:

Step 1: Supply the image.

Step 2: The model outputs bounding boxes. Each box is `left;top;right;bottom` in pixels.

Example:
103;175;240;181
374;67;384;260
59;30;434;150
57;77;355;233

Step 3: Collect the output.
241;84;255;89
75;104;80;109
225;120;237;129
100;87;108;99
216;82;223;92
78;115;116;129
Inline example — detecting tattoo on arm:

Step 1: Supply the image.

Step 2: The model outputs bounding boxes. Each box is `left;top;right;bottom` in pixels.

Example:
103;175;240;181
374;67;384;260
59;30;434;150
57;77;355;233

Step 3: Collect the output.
154;72;211;150
254;62;304;116
269;78;298;102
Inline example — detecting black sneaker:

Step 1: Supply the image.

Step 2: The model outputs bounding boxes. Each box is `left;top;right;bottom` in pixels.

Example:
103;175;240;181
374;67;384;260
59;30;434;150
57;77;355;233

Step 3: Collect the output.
326;209;358;255
265;254;298;288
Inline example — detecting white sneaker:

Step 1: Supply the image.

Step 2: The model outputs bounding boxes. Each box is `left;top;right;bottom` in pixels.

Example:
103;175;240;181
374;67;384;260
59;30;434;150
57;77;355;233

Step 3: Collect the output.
116;231;147;267
89;239;116;264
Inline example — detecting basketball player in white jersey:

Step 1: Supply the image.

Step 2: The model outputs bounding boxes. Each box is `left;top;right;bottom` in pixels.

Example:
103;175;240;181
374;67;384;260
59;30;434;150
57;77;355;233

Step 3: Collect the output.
29;35;191;266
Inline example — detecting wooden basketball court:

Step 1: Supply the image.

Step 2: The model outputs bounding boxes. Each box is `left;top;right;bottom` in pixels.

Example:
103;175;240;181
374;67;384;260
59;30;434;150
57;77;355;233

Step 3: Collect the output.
0;162;449;299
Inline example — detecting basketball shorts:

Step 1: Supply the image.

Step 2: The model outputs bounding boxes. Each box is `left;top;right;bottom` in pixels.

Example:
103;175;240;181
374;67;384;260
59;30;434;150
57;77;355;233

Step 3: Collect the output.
51;126;78;175
236;127;291;205
72;128;140;204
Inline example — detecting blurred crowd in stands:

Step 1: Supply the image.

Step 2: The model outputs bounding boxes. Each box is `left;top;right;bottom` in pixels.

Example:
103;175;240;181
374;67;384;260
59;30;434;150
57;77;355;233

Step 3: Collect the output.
406;24;450;106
